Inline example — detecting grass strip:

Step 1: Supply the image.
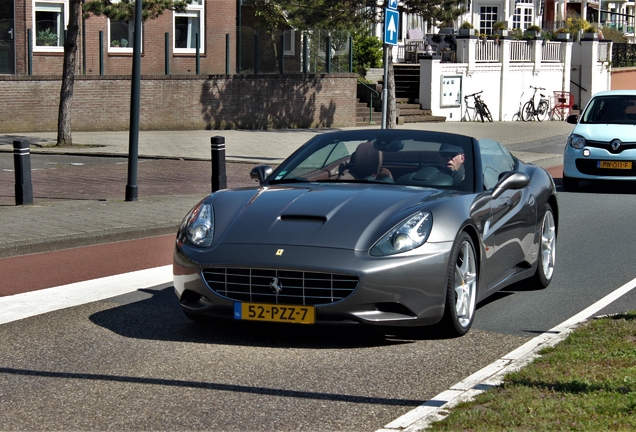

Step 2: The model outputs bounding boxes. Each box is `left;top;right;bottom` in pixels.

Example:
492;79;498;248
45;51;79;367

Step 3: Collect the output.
428;311;636;431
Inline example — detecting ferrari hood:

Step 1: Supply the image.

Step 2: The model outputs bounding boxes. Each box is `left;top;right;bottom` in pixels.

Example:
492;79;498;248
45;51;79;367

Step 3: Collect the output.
211;184;448;250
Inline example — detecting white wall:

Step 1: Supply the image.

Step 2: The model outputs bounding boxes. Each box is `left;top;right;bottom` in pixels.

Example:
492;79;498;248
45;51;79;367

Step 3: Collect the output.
419;38;609;121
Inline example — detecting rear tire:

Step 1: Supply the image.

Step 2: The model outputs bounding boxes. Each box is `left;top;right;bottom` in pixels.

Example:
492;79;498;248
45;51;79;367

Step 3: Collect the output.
562;174;578;191
536;100;550;122
483;105;493;122
532;204;557;288
440;232;478;337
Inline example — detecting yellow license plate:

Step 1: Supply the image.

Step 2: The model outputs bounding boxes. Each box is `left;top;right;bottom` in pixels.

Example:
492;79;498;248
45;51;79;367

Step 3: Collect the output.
598;160;632;169
234;302;315;324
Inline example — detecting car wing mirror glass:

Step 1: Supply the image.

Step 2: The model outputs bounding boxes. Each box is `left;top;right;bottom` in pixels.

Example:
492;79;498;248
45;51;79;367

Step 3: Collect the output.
250;165;273;185
566;114;578;124
491;171;530;199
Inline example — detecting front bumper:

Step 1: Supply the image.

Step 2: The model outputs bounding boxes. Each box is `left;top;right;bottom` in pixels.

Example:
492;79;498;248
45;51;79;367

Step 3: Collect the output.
564;146;636;181
173;242;453;327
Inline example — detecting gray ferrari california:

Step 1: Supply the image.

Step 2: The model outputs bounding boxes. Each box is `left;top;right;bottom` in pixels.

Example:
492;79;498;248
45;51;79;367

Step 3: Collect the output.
174;129;558;336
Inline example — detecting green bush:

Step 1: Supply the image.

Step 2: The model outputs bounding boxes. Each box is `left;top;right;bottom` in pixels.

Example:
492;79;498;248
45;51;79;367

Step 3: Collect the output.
353;33;383;73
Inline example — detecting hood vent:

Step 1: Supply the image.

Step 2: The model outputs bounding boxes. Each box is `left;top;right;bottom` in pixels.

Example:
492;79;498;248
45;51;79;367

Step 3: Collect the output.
279;214;327;223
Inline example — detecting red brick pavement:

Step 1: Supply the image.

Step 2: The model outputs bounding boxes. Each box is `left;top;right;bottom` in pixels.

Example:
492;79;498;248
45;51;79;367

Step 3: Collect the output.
0;160;261;206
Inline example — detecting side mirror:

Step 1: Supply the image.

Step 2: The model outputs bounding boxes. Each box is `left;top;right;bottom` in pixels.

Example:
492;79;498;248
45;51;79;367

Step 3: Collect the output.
566;114;578;124
250;165;273;185
492;171;530;199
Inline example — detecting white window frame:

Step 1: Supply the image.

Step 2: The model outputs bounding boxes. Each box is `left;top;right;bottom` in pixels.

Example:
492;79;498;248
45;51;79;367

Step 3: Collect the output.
283;30;295;56
173;0;205;54
108;18;141;53
512;0;534;30
478;5;499;35
32;0;68;52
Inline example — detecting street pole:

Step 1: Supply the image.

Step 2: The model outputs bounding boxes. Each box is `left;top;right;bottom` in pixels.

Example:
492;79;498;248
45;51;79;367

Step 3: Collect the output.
126;0;142;202
381;45;389;129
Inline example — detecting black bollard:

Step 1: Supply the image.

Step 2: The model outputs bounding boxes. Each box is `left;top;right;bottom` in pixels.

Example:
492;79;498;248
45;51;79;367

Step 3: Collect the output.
13;140;33;206
211;136;227;192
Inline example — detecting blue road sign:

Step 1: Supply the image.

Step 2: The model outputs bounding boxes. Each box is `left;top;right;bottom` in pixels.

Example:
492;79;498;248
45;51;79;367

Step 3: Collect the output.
384;9;399;46
388;0;398;10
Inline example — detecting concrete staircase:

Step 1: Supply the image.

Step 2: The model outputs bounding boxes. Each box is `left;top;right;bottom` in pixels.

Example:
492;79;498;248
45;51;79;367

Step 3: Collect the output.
356;65;446;126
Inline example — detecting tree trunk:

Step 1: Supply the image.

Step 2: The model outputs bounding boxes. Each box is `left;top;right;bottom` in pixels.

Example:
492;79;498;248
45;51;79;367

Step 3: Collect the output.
386;48;397;129
56;0;81;147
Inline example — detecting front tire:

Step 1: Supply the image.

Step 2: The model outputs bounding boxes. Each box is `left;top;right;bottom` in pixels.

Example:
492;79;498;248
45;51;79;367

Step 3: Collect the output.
521;101;534;121
440;232;478;337
532;205;557;288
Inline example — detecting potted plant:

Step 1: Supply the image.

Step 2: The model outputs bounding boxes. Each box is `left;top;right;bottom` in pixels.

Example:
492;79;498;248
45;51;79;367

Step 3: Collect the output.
493;21;508;37
524;25;542;38
120;38;128;47
459;21;474;36
111;39;120;47
36;28;58;46
583;25;598;39
556;28;571;40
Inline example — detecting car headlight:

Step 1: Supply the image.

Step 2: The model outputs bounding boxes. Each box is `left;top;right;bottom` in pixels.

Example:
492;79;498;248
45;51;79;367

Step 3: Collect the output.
568;134;586;149
371;211;432;256
180;201;214;247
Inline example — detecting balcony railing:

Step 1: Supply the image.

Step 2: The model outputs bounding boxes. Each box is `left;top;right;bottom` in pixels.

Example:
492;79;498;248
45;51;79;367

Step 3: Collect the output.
510;40;532;62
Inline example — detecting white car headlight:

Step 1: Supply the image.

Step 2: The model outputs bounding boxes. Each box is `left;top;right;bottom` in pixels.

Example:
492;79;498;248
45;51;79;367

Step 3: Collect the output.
181;202;214;247
371;211;432;256
568;134;586;149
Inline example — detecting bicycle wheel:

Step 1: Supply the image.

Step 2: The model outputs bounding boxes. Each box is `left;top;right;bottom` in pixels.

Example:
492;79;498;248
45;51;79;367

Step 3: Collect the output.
521;101;534;122
476;102;485;122
482;104;493;122
536;100;550;122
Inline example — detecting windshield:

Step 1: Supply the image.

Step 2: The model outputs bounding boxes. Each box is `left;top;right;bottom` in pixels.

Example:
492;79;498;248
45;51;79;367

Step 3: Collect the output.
581;95;636;125
267;130;475;192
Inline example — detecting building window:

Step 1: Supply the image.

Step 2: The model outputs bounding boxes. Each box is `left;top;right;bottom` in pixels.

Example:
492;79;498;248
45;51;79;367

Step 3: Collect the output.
33;0;67;50
109;19;137;51
283;30;295;55
174;0;204;53
479;6;498;35
512;0;534;30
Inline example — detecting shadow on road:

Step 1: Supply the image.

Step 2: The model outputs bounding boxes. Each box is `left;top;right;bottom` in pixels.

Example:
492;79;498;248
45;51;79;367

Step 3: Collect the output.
88;286;430;349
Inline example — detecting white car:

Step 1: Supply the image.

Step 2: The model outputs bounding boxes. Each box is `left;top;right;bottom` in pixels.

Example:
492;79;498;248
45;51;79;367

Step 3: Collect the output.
563;90;636;191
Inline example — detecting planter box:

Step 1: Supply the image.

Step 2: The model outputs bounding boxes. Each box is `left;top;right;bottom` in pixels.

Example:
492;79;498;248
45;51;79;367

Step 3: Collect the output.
584;32;598;40
458;28;474;36
495;30;508;37
557;33;571;40
524;31;539;38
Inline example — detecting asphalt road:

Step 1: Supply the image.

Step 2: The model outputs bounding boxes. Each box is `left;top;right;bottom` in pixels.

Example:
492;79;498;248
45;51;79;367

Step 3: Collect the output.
1;184;636;431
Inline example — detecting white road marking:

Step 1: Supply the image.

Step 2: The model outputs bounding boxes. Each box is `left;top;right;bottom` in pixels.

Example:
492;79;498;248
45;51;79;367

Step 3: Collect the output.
0;265;172;325
378;276;636;432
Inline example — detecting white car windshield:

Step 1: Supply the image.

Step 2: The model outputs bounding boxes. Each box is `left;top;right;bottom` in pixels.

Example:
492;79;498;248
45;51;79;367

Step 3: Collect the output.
581;95;636;125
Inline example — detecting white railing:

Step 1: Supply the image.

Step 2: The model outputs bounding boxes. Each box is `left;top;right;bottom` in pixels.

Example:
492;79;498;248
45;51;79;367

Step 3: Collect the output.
542;41;561;62
475;40;500;62
510;40;532;62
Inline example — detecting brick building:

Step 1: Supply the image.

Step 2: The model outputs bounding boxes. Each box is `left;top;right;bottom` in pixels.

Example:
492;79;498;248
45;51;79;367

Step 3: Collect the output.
1;0;240;75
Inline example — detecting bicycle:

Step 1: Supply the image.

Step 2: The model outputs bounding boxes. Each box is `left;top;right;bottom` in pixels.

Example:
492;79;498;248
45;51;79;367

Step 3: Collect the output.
521;86;550;122
463;91;493;122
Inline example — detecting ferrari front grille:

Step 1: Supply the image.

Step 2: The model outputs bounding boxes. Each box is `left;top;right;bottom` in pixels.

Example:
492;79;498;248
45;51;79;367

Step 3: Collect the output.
201;268;359;306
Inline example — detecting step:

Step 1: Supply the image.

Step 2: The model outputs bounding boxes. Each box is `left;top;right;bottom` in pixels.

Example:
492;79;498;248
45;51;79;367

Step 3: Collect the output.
400;114;446;123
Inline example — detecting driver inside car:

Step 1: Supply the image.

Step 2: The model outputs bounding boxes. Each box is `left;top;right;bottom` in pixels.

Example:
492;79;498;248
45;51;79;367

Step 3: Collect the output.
439;143;466;185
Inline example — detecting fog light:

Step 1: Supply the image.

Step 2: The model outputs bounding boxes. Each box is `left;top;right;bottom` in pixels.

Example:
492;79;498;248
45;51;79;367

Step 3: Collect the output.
583;149;590;157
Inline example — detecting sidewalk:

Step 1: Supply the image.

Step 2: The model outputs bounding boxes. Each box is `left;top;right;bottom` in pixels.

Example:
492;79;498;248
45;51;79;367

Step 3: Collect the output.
0;122;573;258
